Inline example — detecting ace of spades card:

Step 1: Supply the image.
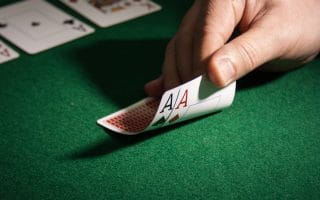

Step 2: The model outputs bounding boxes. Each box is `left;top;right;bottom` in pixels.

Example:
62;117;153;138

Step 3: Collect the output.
0;0;94;54
60;0;161;28
98;75;236;135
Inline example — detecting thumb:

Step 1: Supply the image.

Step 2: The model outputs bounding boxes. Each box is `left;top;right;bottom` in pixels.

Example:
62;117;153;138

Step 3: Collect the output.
208;21;286;87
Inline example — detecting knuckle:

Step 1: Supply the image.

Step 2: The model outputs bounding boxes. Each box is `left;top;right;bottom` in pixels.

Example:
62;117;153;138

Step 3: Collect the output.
235;40;259;71
212;30;227;46
193;25;226;48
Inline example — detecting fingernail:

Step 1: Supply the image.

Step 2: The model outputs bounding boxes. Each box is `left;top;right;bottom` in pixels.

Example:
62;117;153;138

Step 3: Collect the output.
217;58;236;86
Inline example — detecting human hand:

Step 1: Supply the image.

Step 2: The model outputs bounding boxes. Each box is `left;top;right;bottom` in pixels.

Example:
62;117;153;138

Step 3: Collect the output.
145;0;320;97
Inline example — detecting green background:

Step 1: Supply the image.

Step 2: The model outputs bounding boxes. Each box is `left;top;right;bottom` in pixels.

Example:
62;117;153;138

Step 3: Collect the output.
0;0;320;199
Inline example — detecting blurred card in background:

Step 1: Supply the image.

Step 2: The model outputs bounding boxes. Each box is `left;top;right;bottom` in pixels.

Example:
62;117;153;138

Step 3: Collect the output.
60;0;161;27
0;0;94;54
0;40;19;64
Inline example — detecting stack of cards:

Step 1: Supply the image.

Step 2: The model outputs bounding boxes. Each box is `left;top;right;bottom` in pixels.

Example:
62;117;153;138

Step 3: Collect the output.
60;0;161;27
98;76;236;135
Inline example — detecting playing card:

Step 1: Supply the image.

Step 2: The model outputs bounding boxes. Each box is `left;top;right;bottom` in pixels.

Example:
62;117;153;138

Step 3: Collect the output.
0;0;94;54
149;85;181;128
98;98;160;134
97;75;236;135
165;77;236;124
60;0;161;28
0;40;19;64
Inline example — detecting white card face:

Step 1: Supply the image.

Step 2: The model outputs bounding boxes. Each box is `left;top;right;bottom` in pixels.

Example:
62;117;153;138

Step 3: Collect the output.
170;78;236;123
0;0;94;54
97;75;237;135
0;40;19;64
60;0;161;27
148;85;181;128
163;79;203;124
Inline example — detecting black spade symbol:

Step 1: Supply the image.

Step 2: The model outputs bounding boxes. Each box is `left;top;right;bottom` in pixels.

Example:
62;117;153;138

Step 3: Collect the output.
0;22;8;28
31;21;40;27
63;19;74;25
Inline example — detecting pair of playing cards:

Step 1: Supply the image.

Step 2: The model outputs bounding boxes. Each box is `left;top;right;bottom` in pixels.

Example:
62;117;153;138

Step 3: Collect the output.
98;76;236;135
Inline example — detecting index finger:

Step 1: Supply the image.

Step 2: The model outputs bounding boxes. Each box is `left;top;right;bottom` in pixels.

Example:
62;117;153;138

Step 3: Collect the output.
192;0;245;77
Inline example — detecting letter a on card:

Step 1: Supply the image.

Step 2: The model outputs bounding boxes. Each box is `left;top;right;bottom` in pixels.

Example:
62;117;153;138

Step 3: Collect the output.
166;79;200;124
175;89;188;109
150;87;181;127
160;93;174;113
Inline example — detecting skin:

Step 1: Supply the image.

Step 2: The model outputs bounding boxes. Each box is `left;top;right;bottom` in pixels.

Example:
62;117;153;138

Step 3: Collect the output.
144;0;320;97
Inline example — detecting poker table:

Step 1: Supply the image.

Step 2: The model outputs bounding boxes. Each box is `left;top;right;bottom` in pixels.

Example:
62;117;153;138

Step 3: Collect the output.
1;0;320;199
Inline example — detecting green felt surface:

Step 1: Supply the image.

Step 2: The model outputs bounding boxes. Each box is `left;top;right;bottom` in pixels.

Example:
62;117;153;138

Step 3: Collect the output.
1;0;320;199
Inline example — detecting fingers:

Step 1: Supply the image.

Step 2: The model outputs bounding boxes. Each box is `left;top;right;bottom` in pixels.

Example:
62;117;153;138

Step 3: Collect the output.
145;38;180;97
162;37;181;90
192;0;245;77
175;1;201;82
144;76;164;97
208;15;286;87
145;2;201;97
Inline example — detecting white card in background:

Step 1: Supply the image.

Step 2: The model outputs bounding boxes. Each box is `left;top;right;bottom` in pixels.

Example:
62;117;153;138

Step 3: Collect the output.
60;0;161;28
97;75;236;135
0;0;94;54
0;40;19;64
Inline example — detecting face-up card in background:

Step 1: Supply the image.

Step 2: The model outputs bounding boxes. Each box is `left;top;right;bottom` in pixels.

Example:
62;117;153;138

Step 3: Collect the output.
97;76;236;135
60;0;161;28
0;40;19;64
0;0;94;54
